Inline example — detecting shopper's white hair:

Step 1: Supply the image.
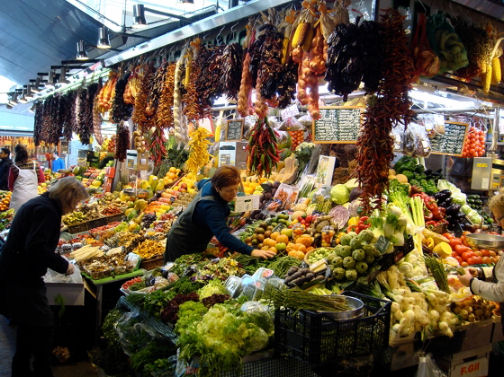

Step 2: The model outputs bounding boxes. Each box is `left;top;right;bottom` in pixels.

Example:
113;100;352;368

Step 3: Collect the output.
48;177;89;211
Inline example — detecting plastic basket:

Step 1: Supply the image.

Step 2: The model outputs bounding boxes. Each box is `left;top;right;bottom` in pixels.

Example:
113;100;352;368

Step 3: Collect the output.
274;291;391;366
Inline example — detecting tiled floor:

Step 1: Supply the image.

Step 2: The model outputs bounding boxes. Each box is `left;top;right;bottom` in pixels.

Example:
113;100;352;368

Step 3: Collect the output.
0;316;99;377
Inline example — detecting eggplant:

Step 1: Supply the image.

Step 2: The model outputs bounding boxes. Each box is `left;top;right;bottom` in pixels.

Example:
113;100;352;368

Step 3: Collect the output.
446;204;461;215
437;197;452;208
434;190;451;202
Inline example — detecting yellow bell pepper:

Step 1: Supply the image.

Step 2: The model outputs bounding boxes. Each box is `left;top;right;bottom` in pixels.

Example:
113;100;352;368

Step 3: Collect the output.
347;217;360;227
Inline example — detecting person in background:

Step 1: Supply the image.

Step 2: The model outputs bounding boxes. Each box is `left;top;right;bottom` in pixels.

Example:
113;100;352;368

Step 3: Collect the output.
0;147;12;190
0;177;89;377
8;144;45;211
164;165;275;262
459;188;504;330
51;151;65;173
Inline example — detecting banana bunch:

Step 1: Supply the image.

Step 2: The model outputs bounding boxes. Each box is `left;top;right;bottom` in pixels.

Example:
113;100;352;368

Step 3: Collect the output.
63;211;87;225
481;45;502;93
186;127;211;175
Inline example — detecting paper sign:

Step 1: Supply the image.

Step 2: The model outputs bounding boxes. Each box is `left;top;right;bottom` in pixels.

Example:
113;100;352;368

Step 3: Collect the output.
234;195;260;212
281;104;300;120
312;106;361;143
315;155;336;187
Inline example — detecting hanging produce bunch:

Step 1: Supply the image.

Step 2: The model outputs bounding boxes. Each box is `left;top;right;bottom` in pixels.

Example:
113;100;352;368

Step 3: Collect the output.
186;127;211;175
461;126;486;157
356;10;415;212
76;83;100;145
132;64;155;133
182;38;203;124
247;117;280;177
110;71;133;123
325;18;383;100
291;0;349;119
115;123;130;162
238;23;256;117
97;71;118;114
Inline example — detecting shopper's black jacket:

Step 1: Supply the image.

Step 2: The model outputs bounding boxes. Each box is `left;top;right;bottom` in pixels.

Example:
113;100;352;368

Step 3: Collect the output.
0;157;12;190
0;192;68;286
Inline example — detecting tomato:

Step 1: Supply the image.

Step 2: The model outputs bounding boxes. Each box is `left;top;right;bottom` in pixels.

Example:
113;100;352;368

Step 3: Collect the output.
480;249;490;257
489;250;497;257
443;233;454;240
450;238;462;248
462;251;474;261
467;257;477;265
455;245;471;255
455;256;463;264
482;256;491;265
461;261;468;267
473;256;483;265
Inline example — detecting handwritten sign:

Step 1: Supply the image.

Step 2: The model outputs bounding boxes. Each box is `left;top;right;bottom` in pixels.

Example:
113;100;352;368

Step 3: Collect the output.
312;106;361;144
430;122;468;156
225;119;244;141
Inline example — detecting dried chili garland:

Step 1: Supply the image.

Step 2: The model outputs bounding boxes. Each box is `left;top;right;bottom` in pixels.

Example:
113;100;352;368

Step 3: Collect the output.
146;62;168;117
115;123;130;161
132;64;155;132
157;63;176;129
62;92;75;141
356;10;414;212
111;71;133;122
221;43;244;99
247;117;280;177
34;102;43;146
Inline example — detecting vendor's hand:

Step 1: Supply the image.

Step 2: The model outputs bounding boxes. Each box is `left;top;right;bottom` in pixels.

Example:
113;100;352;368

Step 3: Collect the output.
65;263;75;275
458;269;474;287
251;249;276;259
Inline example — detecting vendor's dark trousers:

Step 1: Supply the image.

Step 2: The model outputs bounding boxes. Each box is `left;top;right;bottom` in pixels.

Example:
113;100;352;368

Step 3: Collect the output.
12;324;54;377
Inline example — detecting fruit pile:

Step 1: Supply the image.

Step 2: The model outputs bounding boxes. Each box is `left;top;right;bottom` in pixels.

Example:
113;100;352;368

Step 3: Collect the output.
0;191;11;211
445;232;500;266
461;126;486;157
451;295;498;323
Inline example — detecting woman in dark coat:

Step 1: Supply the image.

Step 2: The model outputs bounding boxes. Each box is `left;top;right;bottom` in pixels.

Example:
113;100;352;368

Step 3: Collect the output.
0;177;88;377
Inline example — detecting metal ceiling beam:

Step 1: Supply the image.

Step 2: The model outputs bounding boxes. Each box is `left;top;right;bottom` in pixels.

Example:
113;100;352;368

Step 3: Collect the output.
104;0;296;67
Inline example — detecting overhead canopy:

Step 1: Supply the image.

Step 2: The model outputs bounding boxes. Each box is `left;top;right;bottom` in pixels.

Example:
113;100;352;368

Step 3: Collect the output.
0;0;221;87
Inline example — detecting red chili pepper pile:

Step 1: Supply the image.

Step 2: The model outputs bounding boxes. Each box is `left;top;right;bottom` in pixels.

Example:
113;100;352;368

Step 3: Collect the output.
247;117;280;177
356;10;415;212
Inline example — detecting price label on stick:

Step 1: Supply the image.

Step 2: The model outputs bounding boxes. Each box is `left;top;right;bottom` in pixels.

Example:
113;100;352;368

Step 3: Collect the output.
234;195;260;212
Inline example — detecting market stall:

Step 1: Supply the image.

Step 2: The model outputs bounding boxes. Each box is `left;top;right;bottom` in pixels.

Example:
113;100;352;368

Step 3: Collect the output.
4;0;504;376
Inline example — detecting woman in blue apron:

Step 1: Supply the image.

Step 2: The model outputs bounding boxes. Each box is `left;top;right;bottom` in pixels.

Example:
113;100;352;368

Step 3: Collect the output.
165;166;275;262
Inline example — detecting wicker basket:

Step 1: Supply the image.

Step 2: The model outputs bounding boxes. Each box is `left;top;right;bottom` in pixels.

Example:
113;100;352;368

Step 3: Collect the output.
140;255;165;270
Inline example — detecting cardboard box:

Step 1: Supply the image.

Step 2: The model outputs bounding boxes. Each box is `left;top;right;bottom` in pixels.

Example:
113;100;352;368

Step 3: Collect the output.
390;341;419;371
437;345;491;377
492;318;504;343
460;320;494;351
46;282;85;306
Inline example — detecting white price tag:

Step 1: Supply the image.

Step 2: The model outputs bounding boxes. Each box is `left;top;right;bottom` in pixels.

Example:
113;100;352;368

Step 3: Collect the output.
234;195;260;212
281;104;300;120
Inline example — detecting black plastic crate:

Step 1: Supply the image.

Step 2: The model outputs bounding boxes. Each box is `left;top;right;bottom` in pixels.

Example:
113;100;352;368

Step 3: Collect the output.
274;291;391;366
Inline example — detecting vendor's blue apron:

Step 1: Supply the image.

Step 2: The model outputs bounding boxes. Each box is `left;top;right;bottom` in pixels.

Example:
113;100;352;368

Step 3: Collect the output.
165;183;215;262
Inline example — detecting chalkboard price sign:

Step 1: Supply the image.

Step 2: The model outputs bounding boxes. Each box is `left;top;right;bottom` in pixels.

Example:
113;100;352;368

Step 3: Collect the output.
225;119;244;141
430;122;468;156
312;106;362;143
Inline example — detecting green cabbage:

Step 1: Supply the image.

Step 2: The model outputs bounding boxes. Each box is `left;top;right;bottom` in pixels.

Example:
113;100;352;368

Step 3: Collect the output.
331;184;350;204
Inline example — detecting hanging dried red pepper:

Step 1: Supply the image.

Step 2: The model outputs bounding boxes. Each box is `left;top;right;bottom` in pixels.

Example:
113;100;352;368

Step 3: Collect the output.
356;10;414;213
247;117;280;177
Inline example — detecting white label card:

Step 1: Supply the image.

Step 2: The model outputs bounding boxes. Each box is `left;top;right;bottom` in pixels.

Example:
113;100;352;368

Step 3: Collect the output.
234;195;261;212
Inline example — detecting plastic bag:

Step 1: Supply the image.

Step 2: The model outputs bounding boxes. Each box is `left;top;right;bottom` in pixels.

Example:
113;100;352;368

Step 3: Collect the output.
44;263;83;284
415;353;447;377
116;310;162;356
396;123;431;157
